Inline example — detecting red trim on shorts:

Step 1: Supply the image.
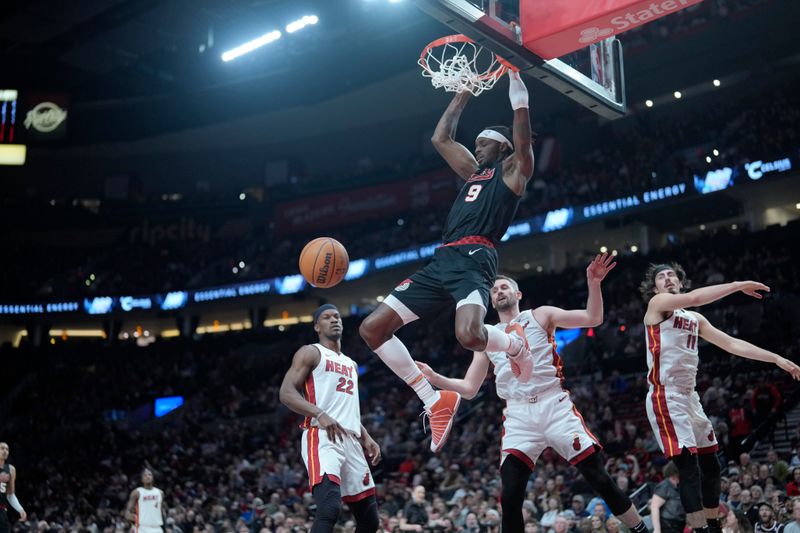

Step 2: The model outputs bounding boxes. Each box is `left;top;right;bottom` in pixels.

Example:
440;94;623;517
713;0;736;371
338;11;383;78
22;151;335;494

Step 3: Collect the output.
307;427;323;488
652;386;681;457
503;449;535;470
324;474;341;485
342;487;376;503
697;444;719;455
571;405;602;447
301;374;317;429
441;236;495;248
569;445;598;465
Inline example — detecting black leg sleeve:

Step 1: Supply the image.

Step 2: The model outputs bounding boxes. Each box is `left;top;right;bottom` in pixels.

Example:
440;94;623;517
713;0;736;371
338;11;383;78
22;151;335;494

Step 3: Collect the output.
698;453;721;510
501;454;533;533
311;475;343;533
349;495;380;533
671;448;704;514
574;449;634;516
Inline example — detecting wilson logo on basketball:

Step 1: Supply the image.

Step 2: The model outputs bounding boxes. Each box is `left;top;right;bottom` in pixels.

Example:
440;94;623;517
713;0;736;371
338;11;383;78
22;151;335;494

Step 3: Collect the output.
395;279;412;292
316;253;333;285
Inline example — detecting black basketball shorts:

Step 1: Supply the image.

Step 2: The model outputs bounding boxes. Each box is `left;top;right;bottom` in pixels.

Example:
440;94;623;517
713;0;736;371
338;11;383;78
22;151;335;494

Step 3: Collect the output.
385;243;498;322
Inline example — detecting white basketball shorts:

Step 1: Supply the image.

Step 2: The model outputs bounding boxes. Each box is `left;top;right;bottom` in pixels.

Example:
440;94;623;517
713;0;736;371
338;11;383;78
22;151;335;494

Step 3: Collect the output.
646;386;718;458
301;427;376;503
501;387;600;468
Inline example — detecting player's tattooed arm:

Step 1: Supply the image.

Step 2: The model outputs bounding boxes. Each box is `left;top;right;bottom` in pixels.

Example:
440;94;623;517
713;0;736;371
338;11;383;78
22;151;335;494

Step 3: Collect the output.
416;351;491;400
695;312;800;380
432;91;480;180
505;71;535;195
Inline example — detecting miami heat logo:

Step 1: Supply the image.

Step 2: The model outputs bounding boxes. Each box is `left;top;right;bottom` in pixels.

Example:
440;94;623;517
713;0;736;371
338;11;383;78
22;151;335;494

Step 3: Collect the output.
572;434;581;451
708;430;715;442
394;279;412;292
363;471;371;486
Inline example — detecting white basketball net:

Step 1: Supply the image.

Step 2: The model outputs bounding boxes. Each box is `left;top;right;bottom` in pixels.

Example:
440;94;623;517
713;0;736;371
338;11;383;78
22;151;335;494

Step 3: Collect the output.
419;39;509;96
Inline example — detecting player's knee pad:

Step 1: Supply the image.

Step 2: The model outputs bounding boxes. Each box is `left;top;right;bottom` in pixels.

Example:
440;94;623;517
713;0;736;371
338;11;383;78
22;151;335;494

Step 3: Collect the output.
698;453;721;509
671;448;704;514
575;450;632;516
350;495;379;533
312;476;343;525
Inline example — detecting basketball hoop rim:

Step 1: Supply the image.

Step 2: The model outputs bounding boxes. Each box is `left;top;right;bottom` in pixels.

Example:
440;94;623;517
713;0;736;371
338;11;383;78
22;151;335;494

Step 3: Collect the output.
419;33;518;81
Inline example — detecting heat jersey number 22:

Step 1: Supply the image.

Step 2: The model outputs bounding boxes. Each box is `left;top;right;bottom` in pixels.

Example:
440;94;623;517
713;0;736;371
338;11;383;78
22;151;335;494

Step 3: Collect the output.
335;377;354;395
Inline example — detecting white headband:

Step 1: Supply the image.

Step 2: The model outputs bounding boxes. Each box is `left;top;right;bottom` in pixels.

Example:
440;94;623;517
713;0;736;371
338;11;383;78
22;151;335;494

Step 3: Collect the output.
477;129;513;150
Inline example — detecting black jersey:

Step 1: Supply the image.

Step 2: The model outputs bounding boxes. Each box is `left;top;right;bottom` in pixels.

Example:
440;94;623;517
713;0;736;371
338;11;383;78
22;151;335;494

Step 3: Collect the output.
441;161;521;244
0;464;9;507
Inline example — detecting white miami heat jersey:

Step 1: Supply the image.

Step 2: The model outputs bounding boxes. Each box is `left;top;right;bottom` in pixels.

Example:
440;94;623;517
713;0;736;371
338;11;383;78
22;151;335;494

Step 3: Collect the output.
487;309;565;400
301;343;362;436
646;308;700;389
136;486;163;527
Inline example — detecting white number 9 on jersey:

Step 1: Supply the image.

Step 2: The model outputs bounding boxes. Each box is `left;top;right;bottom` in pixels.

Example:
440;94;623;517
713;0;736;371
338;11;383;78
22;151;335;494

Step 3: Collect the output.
464;184;483;202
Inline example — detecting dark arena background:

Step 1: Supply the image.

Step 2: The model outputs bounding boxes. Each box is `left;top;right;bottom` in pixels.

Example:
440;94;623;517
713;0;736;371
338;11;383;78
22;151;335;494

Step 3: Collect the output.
1;1;800;532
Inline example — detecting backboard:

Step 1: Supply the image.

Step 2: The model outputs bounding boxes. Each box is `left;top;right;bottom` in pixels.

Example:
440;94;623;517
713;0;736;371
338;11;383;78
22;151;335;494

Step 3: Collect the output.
416;0;627;119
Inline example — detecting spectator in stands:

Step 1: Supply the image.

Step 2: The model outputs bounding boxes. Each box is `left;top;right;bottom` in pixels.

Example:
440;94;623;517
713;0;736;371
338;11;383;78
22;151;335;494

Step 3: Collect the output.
651;462;685;533
722;510;753;533
729;401;754;459
787;469;800;497
752;381;782;423
572;495;590;519
784;499;800;533
754;502;784;533
401;485;429;531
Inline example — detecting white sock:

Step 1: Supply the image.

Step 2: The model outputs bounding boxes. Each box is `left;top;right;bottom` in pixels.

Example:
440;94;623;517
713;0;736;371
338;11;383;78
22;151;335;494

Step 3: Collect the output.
374;336;440;409
485;325;513;352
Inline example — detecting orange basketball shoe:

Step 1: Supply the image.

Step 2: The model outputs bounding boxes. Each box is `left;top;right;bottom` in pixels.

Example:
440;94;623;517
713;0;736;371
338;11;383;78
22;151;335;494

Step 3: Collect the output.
425;390;461;453
505;323;533;383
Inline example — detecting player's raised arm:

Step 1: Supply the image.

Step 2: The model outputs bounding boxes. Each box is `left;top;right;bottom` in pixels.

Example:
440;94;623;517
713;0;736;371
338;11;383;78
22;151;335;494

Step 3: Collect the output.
648;280;769;315
538;253;615;331
694;312;800;380
279;344;347;443
504;71;535;195
415;351;491;400
431;92;480;180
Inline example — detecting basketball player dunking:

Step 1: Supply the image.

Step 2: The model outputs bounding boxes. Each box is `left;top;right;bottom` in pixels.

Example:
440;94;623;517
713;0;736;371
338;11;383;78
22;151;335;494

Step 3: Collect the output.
359;71;536;452
280;304;380;533
0;442;26;533
418;256;653;533
125;468;166;533
640;263;800;533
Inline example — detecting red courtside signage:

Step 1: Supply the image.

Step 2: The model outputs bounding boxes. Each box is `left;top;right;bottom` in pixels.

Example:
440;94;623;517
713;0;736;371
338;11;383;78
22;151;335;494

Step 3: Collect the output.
520;0;705;59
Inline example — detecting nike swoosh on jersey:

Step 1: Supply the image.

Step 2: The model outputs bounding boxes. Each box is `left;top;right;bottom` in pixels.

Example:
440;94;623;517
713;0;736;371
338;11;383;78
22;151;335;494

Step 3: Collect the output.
468;248;482;255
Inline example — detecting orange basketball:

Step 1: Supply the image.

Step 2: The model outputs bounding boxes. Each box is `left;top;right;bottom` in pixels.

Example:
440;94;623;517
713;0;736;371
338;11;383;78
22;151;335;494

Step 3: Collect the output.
299;237;349;288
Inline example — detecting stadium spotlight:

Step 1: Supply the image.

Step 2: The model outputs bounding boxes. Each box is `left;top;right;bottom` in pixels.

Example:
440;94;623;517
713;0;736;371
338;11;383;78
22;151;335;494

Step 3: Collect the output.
705;156;712;163
238;261;245;268
239;192;246;200
222;30;282;62
673;91;682;99
712;149;719;156
796;203;800;210
699;224;706;231
388;0;403;3
536;266;543;273
286;15;319;34
376;295;385;302
600;246;608;253
630;245;639;253
611;250;618;256
713;79;721;87
524;263;531;270
645;99;653;108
